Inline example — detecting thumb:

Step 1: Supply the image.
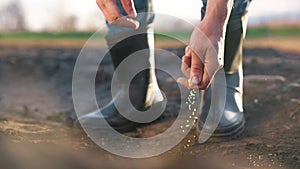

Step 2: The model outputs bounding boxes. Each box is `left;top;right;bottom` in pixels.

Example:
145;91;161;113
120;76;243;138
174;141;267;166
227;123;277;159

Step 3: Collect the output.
190;52;204;85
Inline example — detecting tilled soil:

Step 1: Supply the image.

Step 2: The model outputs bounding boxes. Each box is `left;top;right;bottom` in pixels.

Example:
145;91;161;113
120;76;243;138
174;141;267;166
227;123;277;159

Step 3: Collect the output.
0;43;299;169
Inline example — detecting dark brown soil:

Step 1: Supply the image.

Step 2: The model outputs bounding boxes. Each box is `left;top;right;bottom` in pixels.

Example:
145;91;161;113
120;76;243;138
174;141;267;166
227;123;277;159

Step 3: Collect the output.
0;41;299;169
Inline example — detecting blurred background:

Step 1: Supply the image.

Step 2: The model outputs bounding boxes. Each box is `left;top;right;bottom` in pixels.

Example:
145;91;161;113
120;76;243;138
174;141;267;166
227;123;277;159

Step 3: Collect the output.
0;0;300;31
0;1;299;169
0;0;299;51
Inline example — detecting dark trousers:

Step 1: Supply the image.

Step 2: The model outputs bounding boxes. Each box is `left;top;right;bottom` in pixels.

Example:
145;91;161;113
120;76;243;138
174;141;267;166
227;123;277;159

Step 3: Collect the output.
106;0;251;73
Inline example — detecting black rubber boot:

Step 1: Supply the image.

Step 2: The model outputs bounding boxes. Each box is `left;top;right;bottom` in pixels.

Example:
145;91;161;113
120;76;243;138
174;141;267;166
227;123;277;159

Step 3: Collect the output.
198;9;249;139
78;31;165;132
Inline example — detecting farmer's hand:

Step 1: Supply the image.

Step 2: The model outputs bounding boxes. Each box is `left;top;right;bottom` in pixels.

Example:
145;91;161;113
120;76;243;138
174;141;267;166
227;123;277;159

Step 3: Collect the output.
96;0;139;29
177;23;225;90
177;0;234;90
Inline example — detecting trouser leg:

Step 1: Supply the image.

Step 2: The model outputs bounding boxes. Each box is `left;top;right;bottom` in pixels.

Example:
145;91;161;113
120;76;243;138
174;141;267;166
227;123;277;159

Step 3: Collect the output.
78;0;164;132
201;0;250;73
105;0;163;110
199;0;251;137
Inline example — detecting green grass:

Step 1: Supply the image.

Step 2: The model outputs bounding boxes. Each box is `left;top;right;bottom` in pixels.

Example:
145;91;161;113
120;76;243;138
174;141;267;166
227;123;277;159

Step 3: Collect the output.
246;27;300;38
0;27;299;40
156;27;300;40
0;32;103;40
154;31;192;40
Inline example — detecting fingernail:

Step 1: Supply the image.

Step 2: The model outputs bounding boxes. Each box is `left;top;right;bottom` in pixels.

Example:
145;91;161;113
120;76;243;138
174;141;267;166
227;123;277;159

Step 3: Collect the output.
192;76;201;85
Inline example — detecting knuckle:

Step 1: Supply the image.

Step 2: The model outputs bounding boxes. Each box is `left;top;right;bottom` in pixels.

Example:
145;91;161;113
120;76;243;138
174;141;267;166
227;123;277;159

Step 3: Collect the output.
192;65;202;70
108;15;119;24
192;63;202;68
191;65;203;72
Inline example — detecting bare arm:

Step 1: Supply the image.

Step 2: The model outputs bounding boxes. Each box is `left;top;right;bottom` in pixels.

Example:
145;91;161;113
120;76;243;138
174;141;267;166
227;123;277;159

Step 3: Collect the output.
200;0;233;43
178;0;234;89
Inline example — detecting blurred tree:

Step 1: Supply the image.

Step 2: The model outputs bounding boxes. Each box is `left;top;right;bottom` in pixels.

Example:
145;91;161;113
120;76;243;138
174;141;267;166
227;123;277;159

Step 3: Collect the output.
0;0;26;31
61;15;77;31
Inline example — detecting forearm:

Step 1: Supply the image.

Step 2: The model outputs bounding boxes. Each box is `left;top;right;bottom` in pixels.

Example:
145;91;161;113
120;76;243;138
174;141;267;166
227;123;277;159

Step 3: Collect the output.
200;0;234;38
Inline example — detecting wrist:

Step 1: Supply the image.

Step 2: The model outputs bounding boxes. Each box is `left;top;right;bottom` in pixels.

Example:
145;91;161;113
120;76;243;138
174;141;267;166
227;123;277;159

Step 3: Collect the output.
197;20;226;47
195;20;226;61
200;19;224;36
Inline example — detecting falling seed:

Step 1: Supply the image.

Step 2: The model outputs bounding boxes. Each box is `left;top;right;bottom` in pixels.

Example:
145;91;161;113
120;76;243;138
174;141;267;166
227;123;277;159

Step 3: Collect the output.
188;79;192;88
180;125;183;129
190;91;195;96
187;140;191;143
185;125;190;128
187;120;190;123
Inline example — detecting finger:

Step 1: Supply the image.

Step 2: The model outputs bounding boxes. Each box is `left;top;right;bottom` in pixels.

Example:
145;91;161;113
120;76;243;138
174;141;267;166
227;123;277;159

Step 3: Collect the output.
111;17;140;29
96;0;139;29
121;0;137;18
177;77;200;90
190;52;204;85
182;55;191;67
181;63;190;78
185;46;191;55
181;55;191;78
197;68;211;90
181;46;192;77
96;0;121;23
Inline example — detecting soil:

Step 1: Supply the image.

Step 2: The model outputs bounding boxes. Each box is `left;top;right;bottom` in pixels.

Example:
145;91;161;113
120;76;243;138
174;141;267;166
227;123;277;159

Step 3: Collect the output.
0;39;299;169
